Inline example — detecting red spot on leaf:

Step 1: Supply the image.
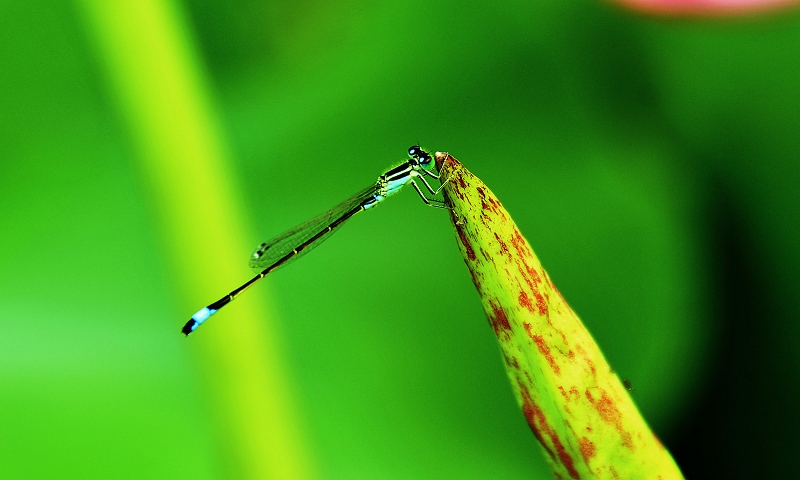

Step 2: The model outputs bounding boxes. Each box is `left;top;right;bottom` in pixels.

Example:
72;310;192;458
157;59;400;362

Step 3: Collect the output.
518;290;535;313
526;328;560;375
527;264;542;284
486;192;500;209
509;238;549;318
517;266;548;316
534;291;548;316
559;386;580;404
575;345;597;377
468;269;482;291
477;187;492;211
585;388;634;450
494;233;509;256
503;353;520;370
520;264;548;316
487;300;512;336
455;223;476;261
476;186;501;215
586;358;596;377
510;227;532;258
558;386;569;401
518;381;580;479
579;437;596;462
557;387;573;416
479;247;494;264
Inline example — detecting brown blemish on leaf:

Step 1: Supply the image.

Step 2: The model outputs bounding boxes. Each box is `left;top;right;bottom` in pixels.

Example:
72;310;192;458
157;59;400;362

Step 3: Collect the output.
524;370;534;385
523;266;548;315
503;352;520;370
518;281;565;345
518;290;536;313
491;197;503;216
488;300;512;336
511;250;549;317
528;330;560;376
586;358;596;377
557;387;573;416
468;269;482;291
534;291;548;316
510;227;533;258
494;232;509;256
484;189;502;213
518;266;548;316
558;385;569;401
477;186;493;212
525;261;542;284
579;437;596;462
454;222;476;261
476;185;503;217
575;344;597;377
518;381;580;479
610;466;619;479
585;388;634;450
559;385;580;403
479;247;494;264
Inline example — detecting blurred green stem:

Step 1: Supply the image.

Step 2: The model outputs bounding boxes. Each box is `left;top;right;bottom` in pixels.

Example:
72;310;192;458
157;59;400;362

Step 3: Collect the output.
76;1;314;478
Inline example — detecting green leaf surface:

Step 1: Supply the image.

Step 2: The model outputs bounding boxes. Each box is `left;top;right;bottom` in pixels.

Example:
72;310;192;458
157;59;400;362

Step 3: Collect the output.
436;152;683;480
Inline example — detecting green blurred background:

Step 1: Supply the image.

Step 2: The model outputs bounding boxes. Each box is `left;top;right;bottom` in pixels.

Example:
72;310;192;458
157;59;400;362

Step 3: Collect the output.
2;0;799;478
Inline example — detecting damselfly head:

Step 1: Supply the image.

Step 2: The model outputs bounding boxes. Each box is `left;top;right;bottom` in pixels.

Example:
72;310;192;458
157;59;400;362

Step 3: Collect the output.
408;145;432;165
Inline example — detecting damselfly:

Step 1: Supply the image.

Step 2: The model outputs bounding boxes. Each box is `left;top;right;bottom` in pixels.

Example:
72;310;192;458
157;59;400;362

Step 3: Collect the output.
182;146;448;335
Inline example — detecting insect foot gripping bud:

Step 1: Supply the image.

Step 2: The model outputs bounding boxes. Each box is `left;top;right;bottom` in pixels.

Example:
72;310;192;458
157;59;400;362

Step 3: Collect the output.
434;152;684;480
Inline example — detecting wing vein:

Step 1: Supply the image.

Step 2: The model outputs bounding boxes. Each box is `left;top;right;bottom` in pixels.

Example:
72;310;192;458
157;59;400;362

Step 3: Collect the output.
248;183;379;271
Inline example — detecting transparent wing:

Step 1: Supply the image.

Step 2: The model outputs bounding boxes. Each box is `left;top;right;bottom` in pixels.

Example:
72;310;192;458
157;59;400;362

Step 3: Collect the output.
248;183;379;272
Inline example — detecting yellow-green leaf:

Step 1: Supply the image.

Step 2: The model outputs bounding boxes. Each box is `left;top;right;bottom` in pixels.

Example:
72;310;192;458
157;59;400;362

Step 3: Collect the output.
435;152;683;480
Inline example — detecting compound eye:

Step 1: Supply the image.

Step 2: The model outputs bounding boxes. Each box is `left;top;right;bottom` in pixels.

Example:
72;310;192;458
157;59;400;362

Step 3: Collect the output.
408;145;419;157
419;153;432;164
